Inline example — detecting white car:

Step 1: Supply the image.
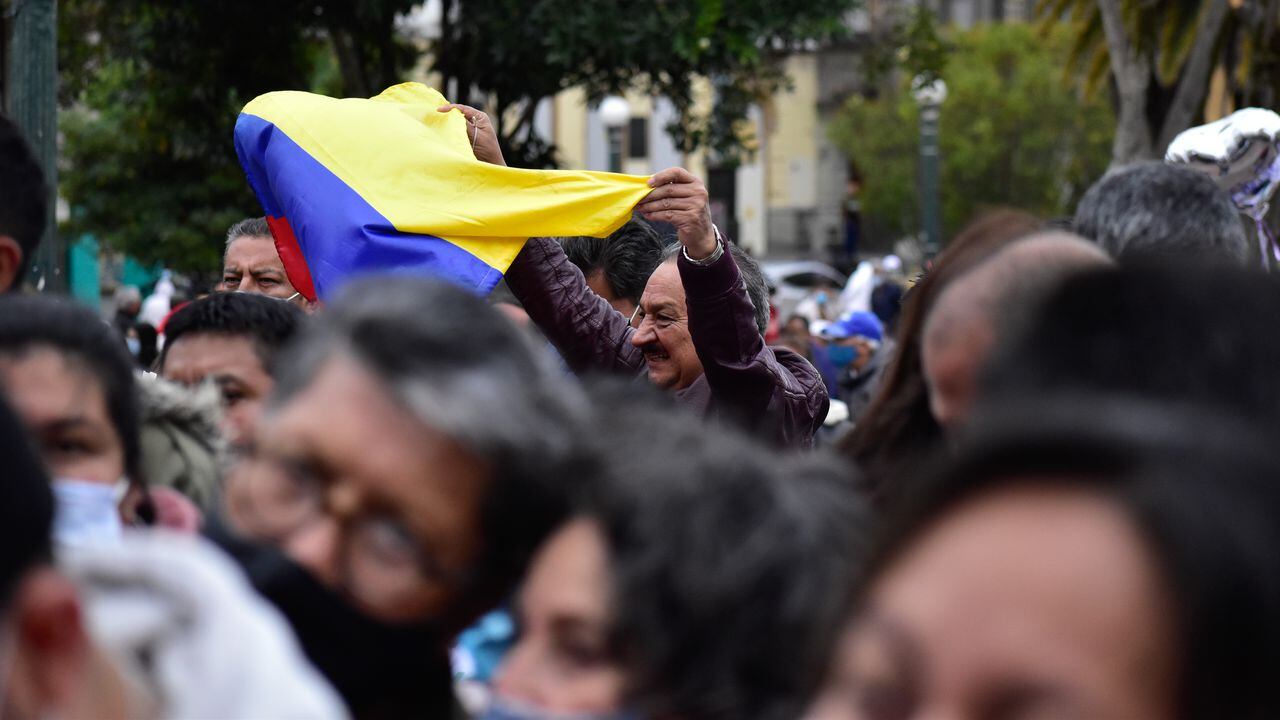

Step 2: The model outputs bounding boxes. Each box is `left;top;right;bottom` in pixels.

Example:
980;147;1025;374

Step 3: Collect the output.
761;260;848;320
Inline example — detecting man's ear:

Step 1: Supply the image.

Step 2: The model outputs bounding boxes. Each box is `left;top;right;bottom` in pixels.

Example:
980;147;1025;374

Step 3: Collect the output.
6;567;92;716
0;236;24;292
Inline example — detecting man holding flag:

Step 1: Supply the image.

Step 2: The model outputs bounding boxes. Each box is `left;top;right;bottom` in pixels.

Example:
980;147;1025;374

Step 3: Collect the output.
447;104;829;448
233;84;827;447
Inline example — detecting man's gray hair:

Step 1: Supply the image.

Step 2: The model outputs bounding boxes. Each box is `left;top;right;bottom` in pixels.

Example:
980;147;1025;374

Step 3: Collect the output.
273;276;586;467
662;242;771;335
1073;162;1248;265
225;216;272;250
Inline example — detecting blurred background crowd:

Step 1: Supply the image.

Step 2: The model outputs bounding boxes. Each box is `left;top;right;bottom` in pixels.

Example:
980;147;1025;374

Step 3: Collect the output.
3;1;1280;719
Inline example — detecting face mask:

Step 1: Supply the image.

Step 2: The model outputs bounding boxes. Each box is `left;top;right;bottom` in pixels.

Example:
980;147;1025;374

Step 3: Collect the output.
126;337;141;357
826;345;857;369
204;516;453;719
52;479;123;547
481;696;641;720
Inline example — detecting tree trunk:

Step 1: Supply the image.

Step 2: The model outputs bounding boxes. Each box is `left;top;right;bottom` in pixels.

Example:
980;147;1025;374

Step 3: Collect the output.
1157;0;1232;154
438;0;454;98
1097;0;1155;166
329;25;371;98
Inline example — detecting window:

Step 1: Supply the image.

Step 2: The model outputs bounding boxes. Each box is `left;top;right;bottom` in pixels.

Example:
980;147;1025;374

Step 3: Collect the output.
628;117;648;159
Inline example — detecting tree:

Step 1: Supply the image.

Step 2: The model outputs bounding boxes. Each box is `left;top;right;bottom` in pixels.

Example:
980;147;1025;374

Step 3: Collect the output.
61;0;860;268
432;0;859;167
57;0;418;273
829;22;1114;247
1037;0;1280;165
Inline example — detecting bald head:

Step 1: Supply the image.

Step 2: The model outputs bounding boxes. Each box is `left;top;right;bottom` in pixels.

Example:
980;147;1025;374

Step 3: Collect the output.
923;232;1113;428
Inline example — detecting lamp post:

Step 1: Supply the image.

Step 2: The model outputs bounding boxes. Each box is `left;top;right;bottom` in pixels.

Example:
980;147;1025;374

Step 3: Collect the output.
912;76;947;260
599;96;630;173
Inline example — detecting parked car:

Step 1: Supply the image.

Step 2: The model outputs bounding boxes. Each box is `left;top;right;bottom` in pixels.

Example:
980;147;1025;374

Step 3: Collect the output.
761;260;848;320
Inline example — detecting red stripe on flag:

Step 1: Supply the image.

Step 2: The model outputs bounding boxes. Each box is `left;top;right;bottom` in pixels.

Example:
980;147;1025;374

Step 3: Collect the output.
265;215;317;302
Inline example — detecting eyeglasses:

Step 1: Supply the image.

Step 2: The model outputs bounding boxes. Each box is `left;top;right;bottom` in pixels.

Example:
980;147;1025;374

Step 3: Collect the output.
231;450;465;597
628;305;643;328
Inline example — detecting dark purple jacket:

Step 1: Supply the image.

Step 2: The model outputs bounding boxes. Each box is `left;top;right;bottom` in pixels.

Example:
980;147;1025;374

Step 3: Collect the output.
505;235;829;447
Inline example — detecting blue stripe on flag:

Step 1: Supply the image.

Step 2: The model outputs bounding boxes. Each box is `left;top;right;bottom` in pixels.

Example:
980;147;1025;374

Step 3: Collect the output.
234;113;503;301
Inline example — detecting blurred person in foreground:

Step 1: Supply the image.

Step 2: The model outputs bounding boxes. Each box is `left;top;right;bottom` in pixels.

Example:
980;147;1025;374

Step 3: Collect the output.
561;218;667;318
0;295;170;541
159;291;305;453
919;231;1111;430
0;392;345;719
208;276;588;719
979;262;1280;431
1073;162;1248;265
811;398;1280;720
221;216;315;310
448;103;827;447
486;384;868;719
0;112;46;292
838;209;1043;489
135;372;224;515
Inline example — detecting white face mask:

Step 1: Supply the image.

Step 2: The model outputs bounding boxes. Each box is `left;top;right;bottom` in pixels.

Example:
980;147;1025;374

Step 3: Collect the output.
51;479;124;547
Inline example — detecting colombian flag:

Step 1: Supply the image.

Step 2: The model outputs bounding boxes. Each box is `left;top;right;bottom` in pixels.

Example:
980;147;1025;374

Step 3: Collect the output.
234;83;652;301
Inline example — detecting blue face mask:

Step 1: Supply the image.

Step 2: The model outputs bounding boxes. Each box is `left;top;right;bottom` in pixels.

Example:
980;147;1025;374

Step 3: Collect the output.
480;697;640;720
52;479;124;547
827;344;857;369
126;337;141;357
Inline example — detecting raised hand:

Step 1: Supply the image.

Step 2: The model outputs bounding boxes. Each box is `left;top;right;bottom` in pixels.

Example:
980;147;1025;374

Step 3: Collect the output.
437;103;506;167
637;167;718;260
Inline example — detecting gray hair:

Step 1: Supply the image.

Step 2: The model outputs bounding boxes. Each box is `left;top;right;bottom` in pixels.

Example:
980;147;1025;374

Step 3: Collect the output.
1073;162;1248;265
661;242;771;335
225;216;272;250
271;276;591;627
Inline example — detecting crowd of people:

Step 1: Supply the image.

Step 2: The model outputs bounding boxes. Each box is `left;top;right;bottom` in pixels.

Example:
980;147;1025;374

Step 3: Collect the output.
2;92;1280;720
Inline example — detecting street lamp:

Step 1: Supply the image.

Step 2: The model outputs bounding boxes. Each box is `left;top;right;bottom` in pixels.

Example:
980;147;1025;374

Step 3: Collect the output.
911;76;947;260
599;95;630;173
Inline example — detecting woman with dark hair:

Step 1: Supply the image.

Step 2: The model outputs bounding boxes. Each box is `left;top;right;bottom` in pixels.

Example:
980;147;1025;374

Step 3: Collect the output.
813;398;1280;720
837;209;1042;500
485;388;869;720
0;295;153;543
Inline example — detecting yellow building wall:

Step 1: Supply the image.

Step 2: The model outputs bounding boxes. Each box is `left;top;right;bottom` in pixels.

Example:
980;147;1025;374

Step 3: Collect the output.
683;77;715;180
554;87;589;169
765;55;819;209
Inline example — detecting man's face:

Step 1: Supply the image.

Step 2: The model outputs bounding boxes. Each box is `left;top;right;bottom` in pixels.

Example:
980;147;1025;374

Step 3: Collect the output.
834;336;876;372
221;235;302;303
585;269;637;319
629;261;703;391
228;354;490;623
161;333;274;451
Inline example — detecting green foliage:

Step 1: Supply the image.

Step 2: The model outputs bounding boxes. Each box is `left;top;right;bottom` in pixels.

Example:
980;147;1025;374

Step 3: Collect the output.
434;0;858;167
1037;1;1280;122
830;23;1114;246
1036;0;1207;94
897;7;951;85
57;0;417;273
60;0;858;267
